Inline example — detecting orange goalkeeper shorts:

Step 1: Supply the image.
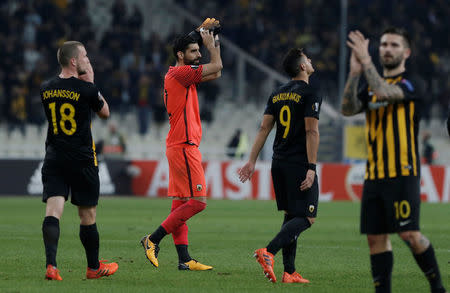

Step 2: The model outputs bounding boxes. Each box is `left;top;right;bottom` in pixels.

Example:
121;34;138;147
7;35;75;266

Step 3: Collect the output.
166;144;206;197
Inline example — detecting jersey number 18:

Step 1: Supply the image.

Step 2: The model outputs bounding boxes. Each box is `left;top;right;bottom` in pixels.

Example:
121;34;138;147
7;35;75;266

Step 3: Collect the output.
48;102;77;135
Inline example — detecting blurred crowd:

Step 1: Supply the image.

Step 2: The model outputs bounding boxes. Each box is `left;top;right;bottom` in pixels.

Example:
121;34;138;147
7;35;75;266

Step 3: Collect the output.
1;0;449;138
0;0;171;137
179;0;450;122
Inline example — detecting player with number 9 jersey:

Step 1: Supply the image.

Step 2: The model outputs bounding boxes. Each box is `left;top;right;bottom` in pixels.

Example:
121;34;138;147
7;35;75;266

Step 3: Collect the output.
264;78;322;164
238;49;321;283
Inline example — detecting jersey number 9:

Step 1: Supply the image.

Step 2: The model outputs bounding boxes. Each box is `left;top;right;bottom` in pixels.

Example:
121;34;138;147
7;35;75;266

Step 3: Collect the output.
280;105;291;138
48;102;77;135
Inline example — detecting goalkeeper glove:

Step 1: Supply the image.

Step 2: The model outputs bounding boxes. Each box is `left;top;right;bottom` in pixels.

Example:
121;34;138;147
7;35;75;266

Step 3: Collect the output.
188;18;221;46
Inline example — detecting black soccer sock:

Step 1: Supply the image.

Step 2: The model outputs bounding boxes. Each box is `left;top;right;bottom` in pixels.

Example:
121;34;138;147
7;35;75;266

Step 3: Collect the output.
282;238;297;274
79;223;100;270
281;214;297;274
149;225;168;245
413;245;446;293
266;217;311;256
370;251;393;293
42;216;60;267
176;244;192;263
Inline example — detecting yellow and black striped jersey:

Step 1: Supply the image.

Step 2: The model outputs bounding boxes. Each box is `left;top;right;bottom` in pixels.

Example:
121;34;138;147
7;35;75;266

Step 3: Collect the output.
358;72;421;180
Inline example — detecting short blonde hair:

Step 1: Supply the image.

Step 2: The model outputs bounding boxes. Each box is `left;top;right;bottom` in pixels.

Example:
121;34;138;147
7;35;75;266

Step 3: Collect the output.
57;41;84;67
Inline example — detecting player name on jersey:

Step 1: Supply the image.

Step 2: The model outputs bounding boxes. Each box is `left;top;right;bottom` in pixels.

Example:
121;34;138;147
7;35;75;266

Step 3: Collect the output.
42;89;80;101
272;92;302;103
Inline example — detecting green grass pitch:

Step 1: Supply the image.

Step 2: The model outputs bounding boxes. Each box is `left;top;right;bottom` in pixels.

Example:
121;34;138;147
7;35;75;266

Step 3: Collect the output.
0;197;448;292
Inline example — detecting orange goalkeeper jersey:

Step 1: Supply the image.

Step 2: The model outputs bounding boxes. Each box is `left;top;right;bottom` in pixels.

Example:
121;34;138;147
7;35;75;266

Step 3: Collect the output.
164;65;203;147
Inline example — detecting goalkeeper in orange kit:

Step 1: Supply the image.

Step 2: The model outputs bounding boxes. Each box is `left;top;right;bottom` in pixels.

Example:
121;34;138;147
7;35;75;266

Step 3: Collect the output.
140;17;222;271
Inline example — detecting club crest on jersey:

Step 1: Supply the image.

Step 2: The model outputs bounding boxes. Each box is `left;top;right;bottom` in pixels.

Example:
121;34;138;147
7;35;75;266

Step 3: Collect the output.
196;184;202;191
309;205;315;213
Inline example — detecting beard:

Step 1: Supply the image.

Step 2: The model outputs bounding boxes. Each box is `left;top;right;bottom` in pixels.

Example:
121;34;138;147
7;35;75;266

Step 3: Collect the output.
380;54;403;70
76;63;87;75
184;57;200;65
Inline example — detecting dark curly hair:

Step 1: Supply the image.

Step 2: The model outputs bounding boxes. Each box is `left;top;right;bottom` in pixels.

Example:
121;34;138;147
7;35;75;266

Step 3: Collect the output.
172;34;198;59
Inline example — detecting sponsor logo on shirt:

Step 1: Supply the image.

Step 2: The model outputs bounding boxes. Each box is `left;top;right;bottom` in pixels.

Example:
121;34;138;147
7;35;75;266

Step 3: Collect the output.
368;101;389;110
312;102;320;112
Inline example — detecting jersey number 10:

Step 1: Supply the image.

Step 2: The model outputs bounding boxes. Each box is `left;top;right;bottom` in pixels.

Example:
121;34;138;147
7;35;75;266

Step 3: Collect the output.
280;105;291;138
48;102;77;135
393;200;411;219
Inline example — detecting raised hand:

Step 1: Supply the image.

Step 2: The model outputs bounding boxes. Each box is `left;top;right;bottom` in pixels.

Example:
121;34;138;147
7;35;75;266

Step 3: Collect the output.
200;30;216;50
196;17;220;33
347;30;371;65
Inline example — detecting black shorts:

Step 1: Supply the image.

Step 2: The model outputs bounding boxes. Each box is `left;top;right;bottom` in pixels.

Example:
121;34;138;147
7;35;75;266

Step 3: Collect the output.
271;160;319;217
41;159;100;206
360;176;420;234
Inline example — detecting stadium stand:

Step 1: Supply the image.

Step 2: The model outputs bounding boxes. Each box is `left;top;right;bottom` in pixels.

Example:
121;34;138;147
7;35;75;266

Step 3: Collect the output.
0;0;448;163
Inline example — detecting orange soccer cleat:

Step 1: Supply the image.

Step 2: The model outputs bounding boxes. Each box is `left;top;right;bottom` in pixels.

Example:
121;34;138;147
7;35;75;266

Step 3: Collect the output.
45;265;62;281
254;248;276;283
86;260;118;279
282;271;310;283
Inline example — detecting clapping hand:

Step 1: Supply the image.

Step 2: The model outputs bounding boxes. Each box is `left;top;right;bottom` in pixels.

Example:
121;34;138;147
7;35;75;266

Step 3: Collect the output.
347;30;371;65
